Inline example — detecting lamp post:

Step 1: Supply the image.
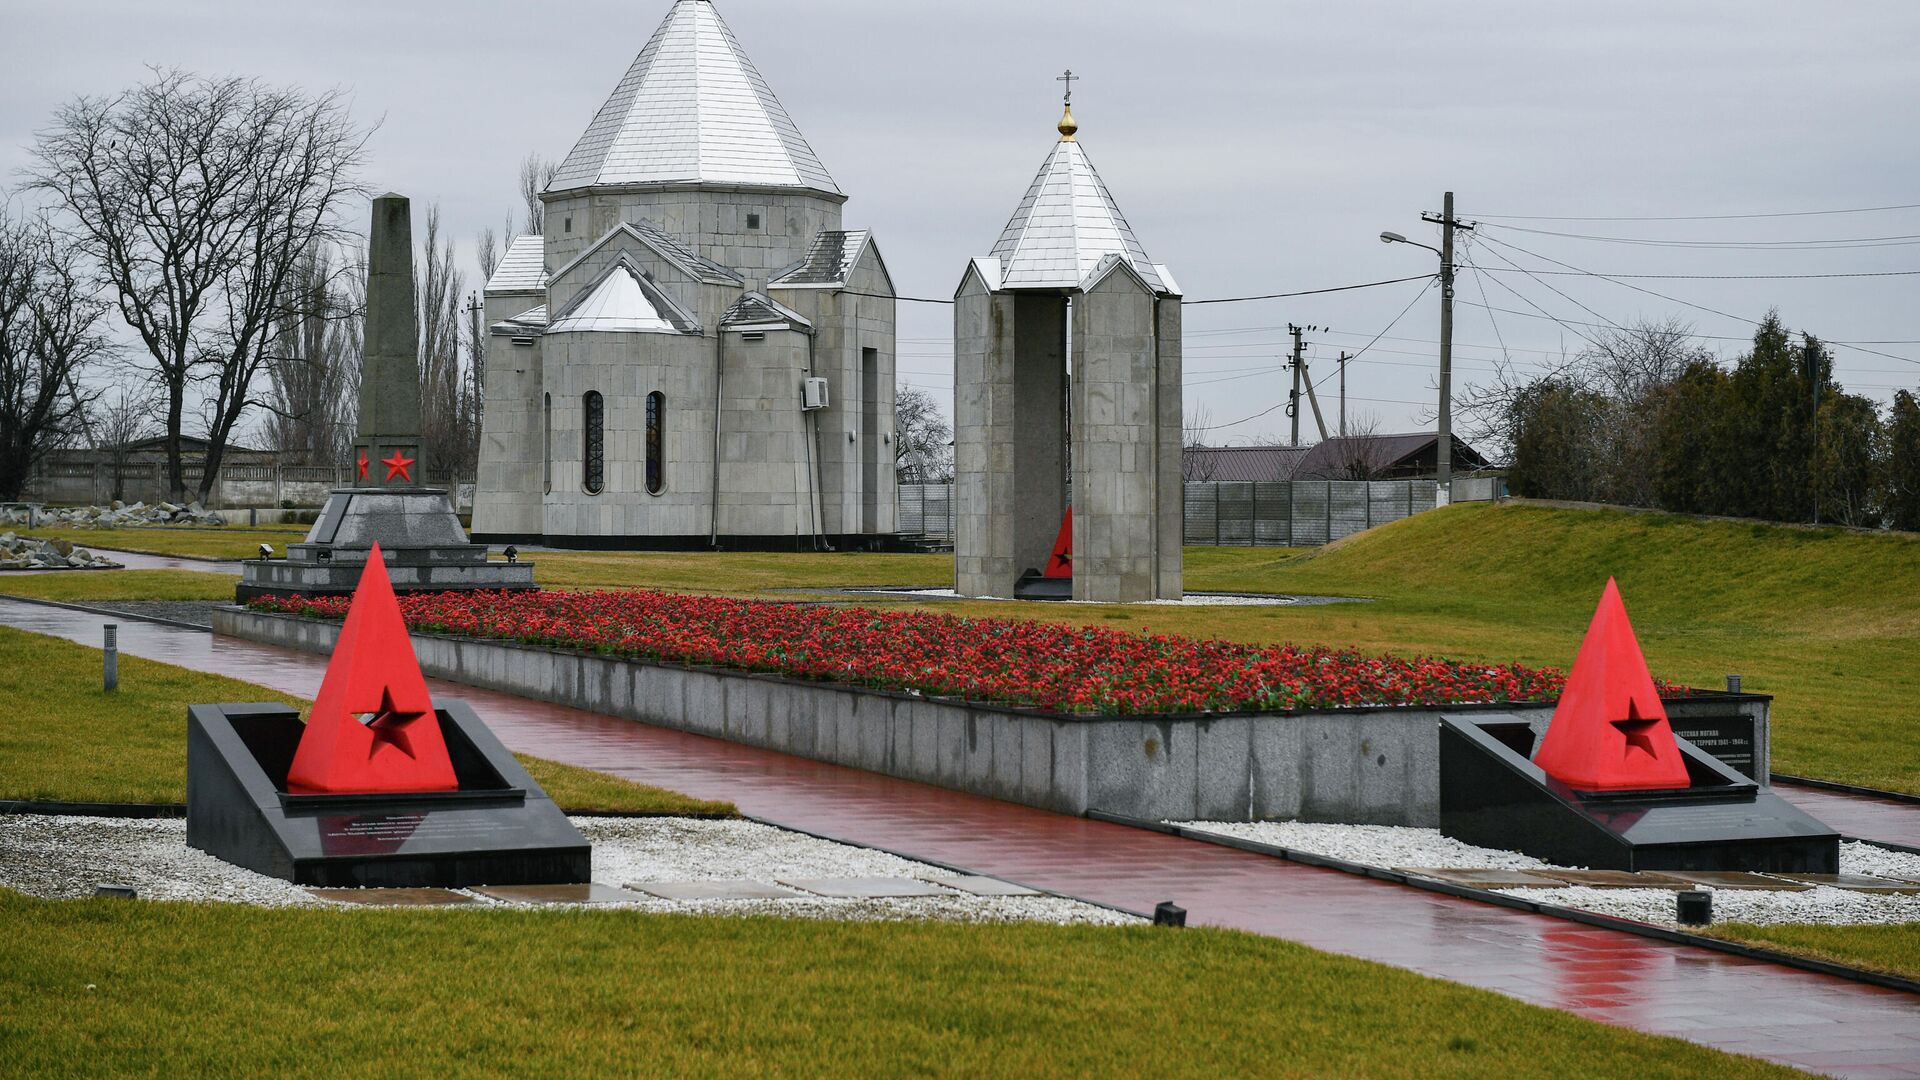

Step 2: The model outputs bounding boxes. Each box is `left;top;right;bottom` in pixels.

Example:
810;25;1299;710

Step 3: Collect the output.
1380;191;1469;501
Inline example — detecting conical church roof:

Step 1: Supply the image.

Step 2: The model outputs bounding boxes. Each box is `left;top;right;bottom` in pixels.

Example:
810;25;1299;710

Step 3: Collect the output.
548;0;840;197
989;126;1165;293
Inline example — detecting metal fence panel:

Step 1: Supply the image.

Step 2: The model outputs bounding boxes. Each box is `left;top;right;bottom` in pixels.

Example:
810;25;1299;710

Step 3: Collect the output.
1327;481;1370;540
1216;481;1255;545
1290;482;1329;546
1183;482;1218;545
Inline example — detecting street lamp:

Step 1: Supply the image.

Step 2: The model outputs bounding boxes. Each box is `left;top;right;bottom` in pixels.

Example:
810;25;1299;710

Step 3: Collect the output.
1378;192;1464;500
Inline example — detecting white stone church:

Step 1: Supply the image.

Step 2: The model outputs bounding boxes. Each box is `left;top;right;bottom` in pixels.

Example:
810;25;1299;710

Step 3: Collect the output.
472;0;897;548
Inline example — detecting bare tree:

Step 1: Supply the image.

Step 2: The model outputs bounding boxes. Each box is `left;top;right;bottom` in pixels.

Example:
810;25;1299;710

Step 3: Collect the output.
0;209;115;501
93;383;158;503
263;242;360;463
29;69;369;503
1323;412;1392;480
894;386;953;483
518;154;557;235
1182;404;1217;481
416;205;475;479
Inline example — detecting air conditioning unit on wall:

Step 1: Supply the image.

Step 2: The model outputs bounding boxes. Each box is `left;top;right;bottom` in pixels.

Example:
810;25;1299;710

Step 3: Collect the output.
802;377;830;411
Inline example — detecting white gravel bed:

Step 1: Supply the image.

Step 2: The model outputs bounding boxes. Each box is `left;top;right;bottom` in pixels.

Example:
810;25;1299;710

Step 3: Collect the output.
0;814;1135;926
1172;818;1920;927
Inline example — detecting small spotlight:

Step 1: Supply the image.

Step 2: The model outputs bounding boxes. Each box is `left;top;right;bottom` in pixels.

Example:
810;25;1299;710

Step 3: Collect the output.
94;885;137;900
503;545;518;565
1676;890;1712;926
1153;901;1187;928
315;547;331;563
258;543;274;560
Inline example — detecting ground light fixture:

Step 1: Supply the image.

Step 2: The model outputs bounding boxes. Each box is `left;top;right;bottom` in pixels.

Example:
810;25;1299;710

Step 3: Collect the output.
1677;890;1713;925
504;546;518;565
1153;901;1187;927
315;548;331;563
258;543;274;559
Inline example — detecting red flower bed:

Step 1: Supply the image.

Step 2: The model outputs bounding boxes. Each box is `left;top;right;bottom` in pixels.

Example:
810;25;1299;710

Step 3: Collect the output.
249;588;1590;715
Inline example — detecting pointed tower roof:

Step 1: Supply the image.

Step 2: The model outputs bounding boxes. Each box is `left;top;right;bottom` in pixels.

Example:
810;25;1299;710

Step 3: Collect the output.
989;109;1166;293
548;0;841;197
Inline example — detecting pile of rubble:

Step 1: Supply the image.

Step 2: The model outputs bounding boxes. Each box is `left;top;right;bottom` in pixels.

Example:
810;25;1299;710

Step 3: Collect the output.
0;500;226;529
0;533;122;571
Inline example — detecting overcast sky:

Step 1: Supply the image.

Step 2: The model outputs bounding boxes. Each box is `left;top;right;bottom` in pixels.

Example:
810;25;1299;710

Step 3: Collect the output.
5;0;1919;445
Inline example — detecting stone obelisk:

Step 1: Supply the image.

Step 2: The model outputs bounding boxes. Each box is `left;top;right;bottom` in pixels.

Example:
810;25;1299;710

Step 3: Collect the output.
353;194;425;490
234;193;535;602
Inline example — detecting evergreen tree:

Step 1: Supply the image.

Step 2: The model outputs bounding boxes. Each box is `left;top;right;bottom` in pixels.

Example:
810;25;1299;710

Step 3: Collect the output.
1649;360;1737;515
1887;390;1920;532
1810;392;1885;527
1506;379;1607;501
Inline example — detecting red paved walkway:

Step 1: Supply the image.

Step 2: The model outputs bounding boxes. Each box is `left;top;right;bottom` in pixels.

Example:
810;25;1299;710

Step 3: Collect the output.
4;599;1918;1077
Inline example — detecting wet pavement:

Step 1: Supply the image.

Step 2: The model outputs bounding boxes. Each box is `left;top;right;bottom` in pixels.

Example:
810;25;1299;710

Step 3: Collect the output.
2;596;1917;1076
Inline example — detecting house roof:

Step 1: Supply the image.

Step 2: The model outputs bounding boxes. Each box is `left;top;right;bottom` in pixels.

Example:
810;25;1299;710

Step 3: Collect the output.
547;258;701;335
484;234;547;294
1182;445;1310;483
550;219;744;288
547;0;840;197
1184;433;1490;482
987;130;1167;293
769;230;873;288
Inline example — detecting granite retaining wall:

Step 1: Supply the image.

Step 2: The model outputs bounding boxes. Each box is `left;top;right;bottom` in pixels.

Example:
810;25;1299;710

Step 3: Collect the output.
212;607;1771;826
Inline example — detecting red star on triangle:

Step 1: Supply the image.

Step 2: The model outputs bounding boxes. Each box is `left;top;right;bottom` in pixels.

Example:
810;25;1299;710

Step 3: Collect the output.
381;449;415;482
356;687;427;761
1612;701;1661;760
356;451;369;480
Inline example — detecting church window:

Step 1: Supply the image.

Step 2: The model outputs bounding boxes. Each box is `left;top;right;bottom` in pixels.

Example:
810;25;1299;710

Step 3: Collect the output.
746;212;761;230
645;391;665;495
583;391;605;495
563;215;573;234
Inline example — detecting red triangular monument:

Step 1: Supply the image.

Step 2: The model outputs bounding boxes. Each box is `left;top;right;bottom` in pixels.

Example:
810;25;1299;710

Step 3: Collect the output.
285;543;458;794
1532;578;1691;792
1043;507;1073;579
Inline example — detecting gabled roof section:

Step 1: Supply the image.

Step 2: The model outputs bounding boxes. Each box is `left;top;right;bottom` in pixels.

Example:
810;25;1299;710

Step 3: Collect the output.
768;230;889;292
989;135;1167;294
721;290;812;332
551;220;744;288
547;257;701;335
548;0;841;197
485;235;547;294
488;304;549;336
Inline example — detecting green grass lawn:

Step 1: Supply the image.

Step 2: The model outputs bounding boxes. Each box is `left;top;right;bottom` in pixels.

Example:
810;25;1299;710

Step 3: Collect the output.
1708;922;1920;981
18;523;307;560
0;891;1785;1079
0;624;730;815
10;499;1915;790
0;568;237;602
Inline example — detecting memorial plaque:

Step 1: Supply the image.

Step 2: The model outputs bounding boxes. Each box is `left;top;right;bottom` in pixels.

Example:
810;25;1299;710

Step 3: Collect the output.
1668;714;1757;779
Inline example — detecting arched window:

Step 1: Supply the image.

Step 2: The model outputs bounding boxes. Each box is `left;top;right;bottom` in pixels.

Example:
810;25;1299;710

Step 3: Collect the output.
583;391;604;495
645;391;665;495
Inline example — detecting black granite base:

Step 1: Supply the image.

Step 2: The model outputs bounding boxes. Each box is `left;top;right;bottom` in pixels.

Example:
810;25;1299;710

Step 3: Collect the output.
186;701;589;887
1438;713;1838;873
1012;571;1073;601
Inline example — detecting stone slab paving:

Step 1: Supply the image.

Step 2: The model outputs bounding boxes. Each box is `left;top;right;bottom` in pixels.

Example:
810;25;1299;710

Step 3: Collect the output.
628;880;805;901
470;883;650;905
1659;871;1814;892
921;875;1041;897
1537;869;1692;889
4;598;1919;1076
307;888;477;907
778;877;952;899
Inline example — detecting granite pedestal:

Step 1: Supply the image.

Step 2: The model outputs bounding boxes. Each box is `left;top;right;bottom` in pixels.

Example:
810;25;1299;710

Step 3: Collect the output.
186;700;588;887
1439;712;1838;873
235;487;535;601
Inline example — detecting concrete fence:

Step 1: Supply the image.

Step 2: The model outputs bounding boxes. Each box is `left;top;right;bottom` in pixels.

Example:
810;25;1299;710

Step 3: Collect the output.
214;606;1770;826
24;461;475;512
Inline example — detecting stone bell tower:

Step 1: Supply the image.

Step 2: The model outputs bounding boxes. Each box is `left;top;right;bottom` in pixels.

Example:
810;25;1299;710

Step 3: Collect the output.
953;89;1183;602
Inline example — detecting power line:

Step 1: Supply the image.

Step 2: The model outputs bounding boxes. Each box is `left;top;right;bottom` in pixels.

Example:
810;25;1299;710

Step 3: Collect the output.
844;271;1439;307
1477;223;1920;251
1471;202;1920;223
1475;266;1920;281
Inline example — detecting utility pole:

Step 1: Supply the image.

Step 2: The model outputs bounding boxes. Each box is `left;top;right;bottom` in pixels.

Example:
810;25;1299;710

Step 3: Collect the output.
1419;192;1471;500
1338;351;1349;437
1288;324;1305;447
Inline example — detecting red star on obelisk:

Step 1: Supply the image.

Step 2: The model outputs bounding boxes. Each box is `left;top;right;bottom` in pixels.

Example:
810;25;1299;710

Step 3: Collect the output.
356;451;370;480
381;449;415;482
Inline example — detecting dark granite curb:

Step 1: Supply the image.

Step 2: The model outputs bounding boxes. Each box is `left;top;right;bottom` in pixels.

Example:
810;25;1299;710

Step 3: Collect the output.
1088;809;1920;998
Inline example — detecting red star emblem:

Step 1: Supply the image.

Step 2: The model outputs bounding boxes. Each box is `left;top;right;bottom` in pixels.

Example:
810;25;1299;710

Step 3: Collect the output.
381;449;415;482
355;689;428;761
356;452;369;480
